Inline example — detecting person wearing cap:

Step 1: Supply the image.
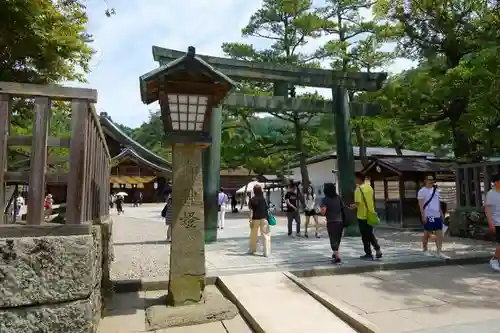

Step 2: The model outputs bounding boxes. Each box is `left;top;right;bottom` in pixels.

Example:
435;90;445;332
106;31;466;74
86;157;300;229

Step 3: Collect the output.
485;173;500;271
417;175;445;257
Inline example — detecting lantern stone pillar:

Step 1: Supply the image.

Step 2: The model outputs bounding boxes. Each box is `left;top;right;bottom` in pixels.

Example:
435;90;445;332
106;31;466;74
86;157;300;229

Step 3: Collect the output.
166;143;206;306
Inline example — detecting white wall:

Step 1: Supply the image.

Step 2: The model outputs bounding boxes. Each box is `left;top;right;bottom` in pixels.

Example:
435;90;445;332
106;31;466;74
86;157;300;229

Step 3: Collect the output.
290;158;365;196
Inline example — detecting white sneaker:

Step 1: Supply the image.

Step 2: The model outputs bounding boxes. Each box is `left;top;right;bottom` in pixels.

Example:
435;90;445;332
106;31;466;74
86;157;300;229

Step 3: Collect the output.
423;251;433;257
437;252;450;259
490;257;500;271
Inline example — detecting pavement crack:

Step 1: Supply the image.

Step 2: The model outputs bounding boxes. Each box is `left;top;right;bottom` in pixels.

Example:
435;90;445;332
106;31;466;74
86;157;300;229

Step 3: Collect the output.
221;320;229;333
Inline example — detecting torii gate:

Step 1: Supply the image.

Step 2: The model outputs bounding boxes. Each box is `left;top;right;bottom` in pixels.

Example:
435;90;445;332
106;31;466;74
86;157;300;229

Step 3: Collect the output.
151;46;387;241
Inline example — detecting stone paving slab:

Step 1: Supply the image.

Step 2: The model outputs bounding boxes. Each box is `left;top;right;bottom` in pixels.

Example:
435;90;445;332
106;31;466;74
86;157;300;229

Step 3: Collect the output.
219;272;356;333
110;204;494;280
97;287;253;333
303;264;500;333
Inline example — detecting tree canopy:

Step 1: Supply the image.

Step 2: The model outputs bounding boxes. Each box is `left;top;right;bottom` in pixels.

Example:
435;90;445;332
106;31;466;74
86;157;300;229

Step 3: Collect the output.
6;0;500;179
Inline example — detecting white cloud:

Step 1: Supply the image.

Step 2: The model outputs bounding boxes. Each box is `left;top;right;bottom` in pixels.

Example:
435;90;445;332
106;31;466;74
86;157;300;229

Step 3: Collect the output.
74;0;414;128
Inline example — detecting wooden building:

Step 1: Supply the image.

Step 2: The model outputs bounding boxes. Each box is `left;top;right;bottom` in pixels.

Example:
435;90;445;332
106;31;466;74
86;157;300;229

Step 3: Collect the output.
100;113;171;203
360;157;454;228
220;167;256;194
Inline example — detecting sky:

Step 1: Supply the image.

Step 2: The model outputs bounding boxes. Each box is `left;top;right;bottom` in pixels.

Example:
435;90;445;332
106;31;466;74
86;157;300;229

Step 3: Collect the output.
75;0;415;128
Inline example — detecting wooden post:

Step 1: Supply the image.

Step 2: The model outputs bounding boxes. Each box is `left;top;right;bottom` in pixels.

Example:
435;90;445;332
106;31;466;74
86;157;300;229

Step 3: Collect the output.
66;100;89;224
473;167;481;206
0;94;11;224
97;142;104;218
85;117;96;220
398;177;405;227
464;167;471;207
383;178;389;222
27;97;51;225
484;165;491;193
104;153;110;216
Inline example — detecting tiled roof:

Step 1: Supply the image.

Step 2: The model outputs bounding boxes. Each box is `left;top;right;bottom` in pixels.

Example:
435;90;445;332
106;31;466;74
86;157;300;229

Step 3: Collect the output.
362;157;453;174
304;147;434;165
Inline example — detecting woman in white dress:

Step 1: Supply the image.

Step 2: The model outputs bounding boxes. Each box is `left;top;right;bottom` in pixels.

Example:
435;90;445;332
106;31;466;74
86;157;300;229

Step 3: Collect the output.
304;185;320;238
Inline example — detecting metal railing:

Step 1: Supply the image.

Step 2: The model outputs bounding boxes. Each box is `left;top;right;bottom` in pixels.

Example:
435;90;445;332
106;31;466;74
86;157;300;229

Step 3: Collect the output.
0;81;110;225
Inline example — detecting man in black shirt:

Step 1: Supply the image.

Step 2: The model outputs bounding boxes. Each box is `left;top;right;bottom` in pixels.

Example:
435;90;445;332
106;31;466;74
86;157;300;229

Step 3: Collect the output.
285;185;301;236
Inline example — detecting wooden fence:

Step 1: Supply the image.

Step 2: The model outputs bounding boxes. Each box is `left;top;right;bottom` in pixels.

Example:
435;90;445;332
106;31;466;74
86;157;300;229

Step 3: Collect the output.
0;82;110;225
456;161;500;210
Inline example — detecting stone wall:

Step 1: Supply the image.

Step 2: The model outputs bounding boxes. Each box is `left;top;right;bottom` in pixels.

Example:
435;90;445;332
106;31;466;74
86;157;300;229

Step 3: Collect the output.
0;218;113;333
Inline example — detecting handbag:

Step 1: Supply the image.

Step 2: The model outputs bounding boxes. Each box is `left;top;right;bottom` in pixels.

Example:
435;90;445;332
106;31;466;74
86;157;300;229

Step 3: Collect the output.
359;186;380;227
267;214;277;226
266;200;276;226
339;197;350;228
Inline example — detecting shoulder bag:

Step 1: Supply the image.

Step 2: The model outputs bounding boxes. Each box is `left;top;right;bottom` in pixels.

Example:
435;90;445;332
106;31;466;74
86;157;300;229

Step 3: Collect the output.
423;186;437;210
359;186;380;227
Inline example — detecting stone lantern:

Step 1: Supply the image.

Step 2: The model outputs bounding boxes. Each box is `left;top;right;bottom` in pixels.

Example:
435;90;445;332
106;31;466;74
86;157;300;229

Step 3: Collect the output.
139;46;235;309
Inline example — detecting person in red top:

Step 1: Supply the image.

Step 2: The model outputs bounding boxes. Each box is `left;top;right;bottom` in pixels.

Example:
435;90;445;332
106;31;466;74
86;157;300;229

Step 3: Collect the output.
44;194;54;219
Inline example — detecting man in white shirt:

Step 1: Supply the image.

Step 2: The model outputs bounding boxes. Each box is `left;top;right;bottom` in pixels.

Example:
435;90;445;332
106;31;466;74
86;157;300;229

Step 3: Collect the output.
485;174;500;271
217;188;228;229
417;175;445;257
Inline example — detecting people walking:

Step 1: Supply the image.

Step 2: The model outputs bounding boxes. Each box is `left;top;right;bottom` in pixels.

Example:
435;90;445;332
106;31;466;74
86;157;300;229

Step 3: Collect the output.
115;194;124;215
354;172;382;260
248;185;271;257
321;183;345;264
285;184;301;237
164;194;173;242
304;185;320;238
485;174;500;271
217;188;228;229
44;194;54;219
14;194;24;217
418;175;445;257
109;193;115;209
231;194;238;213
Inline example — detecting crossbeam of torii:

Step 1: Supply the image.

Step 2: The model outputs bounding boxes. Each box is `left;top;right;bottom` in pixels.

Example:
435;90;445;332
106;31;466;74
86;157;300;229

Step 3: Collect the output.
151;46;387;240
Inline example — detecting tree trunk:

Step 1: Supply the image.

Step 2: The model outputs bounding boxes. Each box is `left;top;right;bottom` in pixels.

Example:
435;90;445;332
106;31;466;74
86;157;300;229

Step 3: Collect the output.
294;120;309;207
389;129;404;156
449;98;471;160
354;124;369;166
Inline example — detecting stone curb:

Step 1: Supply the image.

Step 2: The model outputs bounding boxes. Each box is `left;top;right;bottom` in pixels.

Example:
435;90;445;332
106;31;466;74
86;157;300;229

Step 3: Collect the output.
215;277;265;333
283;272;381;333
112;276;218;293
289;255;492;278
111;255;491;293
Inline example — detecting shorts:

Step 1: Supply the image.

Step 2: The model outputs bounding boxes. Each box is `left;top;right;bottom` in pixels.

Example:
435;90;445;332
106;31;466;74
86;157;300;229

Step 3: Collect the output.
305;209;317;217
423;216;443;231
495;226;500;244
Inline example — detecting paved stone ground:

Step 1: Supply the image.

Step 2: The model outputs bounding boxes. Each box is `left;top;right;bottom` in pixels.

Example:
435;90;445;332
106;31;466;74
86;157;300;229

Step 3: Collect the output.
98;288;253;333
304;264;500;332
110;204;494;280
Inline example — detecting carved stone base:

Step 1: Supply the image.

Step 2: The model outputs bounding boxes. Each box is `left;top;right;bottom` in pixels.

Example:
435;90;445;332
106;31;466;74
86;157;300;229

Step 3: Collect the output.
145;286;238;331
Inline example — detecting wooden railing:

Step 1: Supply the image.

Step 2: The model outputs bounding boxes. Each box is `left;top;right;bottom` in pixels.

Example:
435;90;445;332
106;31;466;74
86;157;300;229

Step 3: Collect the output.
0;81;110;225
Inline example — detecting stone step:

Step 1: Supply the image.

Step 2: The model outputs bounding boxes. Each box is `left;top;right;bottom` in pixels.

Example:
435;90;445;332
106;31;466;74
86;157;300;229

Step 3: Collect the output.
218;272;357;333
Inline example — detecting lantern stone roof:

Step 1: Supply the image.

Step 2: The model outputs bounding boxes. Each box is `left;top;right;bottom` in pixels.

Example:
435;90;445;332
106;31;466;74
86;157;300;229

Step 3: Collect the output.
139;46;237;105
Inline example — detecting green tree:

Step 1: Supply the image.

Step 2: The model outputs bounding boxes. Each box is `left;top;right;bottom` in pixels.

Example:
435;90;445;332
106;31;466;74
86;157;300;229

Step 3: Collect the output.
315;0;395;165
373;0;500;159
1;0;94;169
222;0;325;189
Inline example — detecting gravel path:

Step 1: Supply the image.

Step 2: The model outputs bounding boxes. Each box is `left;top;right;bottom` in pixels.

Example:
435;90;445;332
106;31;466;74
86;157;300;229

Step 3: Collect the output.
110;204;495;281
